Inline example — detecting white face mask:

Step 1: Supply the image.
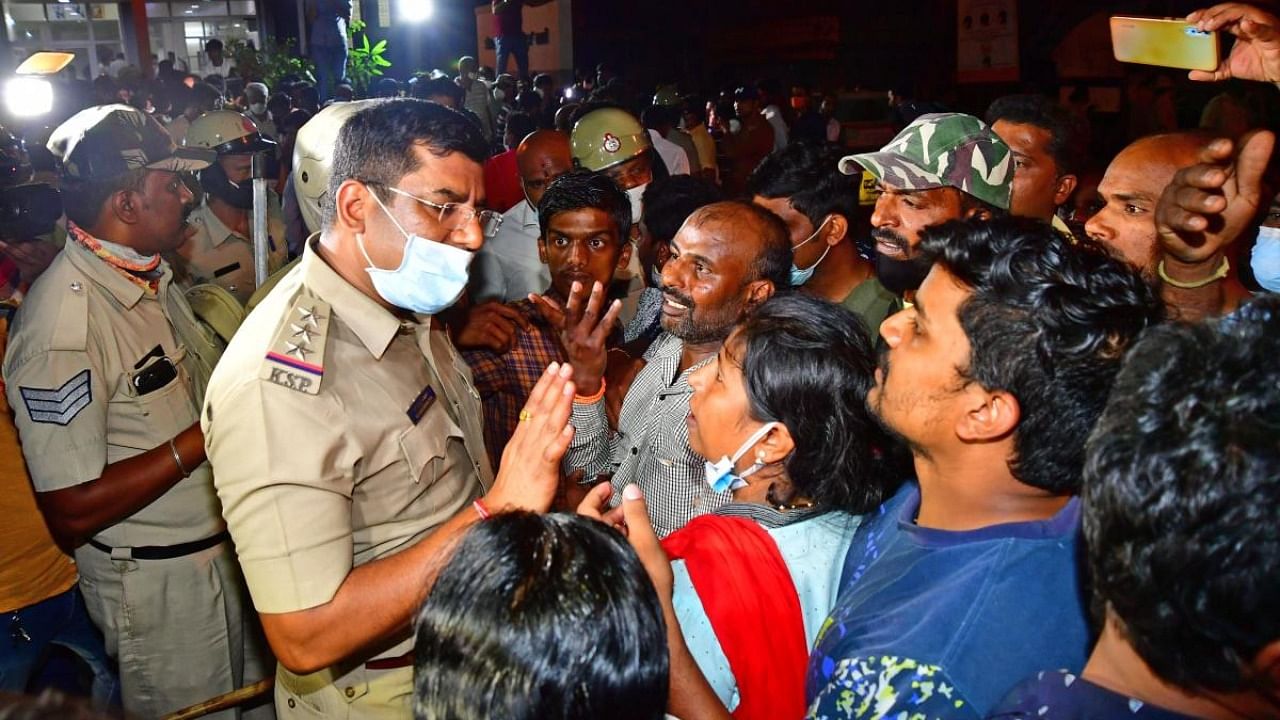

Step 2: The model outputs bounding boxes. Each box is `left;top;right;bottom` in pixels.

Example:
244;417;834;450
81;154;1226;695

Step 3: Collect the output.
493;88;506;102
625;182;649;223
1253;225;1280;292
361;190;474;314
704;421;780;494
248;102;266;115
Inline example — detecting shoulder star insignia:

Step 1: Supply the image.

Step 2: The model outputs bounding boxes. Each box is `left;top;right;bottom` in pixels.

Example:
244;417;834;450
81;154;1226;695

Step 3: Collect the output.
290;323;316;342
285;341;311;360
297;305;326;327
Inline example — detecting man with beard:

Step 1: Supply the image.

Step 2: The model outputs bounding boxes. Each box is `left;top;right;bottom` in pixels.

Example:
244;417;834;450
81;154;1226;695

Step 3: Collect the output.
542;200;791;537
800;217;1165;720
838;113;1011;334
171;110;288;305
3;105;266;717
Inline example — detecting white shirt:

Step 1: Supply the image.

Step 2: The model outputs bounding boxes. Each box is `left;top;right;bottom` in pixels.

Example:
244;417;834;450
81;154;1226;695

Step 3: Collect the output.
648;129;690;176
468;200;549;303
762;104;790;151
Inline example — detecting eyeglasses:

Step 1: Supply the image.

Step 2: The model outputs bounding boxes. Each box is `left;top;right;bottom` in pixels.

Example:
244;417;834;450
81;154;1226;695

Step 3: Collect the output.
366;181;504;238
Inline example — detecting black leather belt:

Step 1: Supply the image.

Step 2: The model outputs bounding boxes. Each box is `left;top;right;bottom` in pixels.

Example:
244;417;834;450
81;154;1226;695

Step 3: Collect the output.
86;531;229;560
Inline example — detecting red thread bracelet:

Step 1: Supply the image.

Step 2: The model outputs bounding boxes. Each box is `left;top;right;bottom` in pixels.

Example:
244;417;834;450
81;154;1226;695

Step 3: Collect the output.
472;499;492;520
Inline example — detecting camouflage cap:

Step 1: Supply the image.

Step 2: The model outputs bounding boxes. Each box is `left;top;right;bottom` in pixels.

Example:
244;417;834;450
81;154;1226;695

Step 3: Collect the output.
48;104;215;181
838;112;1012;210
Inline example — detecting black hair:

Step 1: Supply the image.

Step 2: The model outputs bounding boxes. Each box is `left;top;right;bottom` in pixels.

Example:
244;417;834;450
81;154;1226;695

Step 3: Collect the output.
641;174;723;244
984;94;1082;176
1083;294;1280;693
189;82;222;112
737;293;908;513
61;167;147;229
410;75;461;106
325;98;489;227
747;141;859;230
537;168;631;242
504;111;537;145
204;38;223;52
919;216;1164;493
640;104;670;130
688;200;792;289
413;512;668;720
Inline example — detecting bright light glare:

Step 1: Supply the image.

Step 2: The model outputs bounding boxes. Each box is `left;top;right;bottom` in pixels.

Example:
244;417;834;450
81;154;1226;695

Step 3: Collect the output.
6;78;52;117
399;0;433;22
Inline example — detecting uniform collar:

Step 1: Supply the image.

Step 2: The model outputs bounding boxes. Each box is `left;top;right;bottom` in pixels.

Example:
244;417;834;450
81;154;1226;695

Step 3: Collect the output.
62;234;169;310
299;233;404;359
193;200;243;248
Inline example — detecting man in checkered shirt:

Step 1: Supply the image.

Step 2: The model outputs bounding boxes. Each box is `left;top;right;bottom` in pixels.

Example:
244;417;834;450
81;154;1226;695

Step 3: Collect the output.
539;200;792;537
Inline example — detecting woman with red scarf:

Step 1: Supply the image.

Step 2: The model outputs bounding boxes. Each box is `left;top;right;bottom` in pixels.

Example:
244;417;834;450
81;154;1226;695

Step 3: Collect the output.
582;293;908;719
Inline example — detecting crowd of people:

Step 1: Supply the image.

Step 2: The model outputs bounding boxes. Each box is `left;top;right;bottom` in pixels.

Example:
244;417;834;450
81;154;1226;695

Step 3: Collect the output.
1;2;1279;719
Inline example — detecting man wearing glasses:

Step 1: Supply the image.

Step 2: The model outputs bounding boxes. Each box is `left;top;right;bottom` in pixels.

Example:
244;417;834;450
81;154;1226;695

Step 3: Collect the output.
4;105;270;717
202;99;501;717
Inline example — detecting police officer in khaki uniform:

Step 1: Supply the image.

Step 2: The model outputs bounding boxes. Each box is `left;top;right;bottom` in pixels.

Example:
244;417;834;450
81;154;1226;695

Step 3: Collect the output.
204;98;578;718
3;104;272;718
172;110;288;305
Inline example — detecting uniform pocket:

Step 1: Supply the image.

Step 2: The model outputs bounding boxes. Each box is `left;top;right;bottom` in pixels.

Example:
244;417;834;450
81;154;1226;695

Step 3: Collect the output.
397;407;463;487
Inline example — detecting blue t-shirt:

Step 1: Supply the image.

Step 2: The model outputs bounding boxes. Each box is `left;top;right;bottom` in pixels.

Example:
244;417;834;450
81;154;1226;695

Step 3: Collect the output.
989;670;1201;720
805;481;1091;719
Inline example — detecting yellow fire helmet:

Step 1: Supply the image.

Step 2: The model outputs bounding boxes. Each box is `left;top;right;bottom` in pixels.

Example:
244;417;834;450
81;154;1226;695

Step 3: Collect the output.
570;107;651;173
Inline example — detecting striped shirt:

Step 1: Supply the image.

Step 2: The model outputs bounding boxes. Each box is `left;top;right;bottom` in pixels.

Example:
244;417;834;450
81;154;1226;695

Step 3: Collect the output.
564;331;729;537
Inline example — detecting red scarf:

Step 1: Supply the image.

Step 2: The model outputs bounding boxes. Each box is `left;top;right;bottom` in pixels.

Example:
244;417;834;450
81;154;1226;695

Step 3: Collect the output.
662;515;808;720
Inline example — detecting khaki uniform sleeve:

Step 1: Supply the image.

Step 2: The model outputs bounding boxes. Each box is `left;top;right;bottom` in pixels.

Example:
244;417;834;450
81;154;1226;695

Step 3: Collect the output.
205;378;356;614
4;348;109;492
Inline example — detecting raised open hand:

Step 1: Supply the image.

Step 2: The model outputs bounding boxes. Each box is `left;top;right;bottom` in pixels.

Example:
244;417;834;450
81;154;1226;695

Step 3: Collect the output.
485;361;576;513
528;280;621;397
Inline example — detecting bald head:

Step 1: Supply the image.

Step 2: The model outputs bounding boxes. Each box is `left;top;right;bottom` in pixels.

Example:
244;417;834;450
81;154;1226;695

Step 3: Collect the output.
516;130;574;208
1086;131;1212;276
685;200;792;288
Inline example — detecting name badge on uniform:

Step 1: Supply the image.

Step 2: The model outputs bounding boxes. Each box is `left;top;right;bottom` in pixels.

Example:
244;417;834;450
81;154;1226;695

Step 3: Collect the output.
407;385;437;425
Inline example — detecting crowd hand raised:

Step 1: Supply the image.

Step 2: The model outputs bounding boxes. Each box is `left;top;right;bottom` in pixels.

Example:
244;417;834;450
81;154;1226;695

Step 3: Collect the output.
575;481;625;531
528;280;621;396
615;485;674;601
1188;4;1280;83
485;361;576;514
453;301;531;353
1155;129;1274;264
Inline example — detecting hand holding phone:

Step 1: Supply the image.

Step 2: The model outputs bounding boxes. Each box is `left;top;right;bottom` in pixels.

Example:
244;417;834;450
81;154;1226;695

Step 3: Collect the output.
1186;3;1280;83
1112;16;1220;71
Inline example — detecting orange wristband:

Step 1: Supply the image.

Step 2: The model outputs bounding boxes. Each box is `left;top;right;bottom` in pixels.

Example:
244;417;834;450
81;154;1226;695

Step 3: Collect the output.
573;378;607;404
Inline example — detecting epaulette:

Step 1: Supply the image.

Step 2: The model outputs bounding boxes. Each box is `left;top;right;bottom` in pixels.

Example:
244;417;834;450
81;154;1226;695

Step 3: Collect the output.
48;273;90;352
258;293;330;395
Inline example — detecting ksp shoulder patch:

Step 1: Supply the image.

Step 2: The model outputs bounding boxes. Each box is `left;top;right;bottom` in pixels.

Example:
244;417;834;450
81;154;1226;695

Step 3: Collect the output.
259;295;330;395
20;369;92;425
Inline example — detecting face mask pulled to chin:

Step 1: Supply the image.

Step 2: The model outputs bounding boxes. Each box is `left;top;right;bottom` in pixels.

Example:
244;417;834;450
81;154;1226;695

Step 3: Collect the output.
875;252;933;296
625;182;649;223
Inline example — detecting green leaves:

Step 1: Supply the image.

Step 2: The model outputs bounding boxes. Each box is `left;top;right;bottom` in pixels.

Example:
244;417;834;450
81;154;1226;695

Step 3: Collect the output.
346;19;392;93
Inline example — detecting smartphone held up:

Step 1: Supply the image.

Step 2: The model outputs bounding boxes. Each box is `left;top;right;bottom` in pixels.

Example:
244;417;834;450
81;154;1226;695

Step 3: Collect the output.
1111;16;1220;71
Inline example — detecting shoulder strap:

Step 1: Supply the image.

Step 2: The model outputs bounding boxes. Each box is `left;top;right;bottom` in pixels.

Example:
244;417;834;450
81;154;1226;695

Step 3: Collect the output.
663;515;808;720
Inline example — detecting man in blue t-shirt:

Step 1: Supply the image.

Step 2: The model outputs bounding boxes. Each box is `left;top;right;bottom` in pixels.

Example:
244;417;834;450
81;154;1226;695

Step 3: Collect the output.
991;293;1280;719
805;216;1165;719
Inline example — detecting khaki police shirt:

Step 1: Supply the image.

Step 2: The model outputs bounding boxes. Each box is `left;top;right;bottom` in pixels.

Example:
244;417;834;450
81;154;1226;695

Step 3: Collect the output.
203;236;493;618
169;194;288;305
2;237;225;548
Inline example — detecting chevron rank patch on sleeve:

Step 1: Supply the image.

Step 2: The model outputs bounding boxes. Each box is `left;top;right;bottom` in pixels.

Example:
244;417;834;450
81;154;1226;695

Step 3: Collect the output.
20;369;93;426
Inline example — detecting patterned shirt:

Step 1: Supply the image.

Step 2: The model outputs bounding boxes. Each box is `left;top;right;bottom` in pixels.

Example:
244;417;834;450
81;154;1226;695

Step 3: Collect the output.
462;299;566;470
806;481;1090;719
990;671;1201;720
563;331;729;537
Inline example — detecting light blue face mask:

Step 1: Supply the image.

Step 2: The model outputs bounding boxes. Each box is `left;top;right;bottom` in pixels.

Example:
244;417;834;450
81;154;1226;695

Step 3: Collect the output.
1252;225;1280;292
704;421;779;494
361;190;474;315
789;215;832;287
